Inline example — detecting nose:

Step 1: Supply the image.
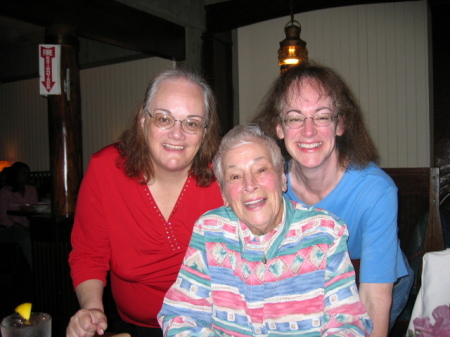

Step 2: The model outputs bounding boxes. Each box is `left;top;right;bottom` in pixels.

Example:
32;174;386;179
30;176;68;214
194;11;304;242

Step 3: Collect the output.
243;172;257;192
169;120;185;139
301;117;317;137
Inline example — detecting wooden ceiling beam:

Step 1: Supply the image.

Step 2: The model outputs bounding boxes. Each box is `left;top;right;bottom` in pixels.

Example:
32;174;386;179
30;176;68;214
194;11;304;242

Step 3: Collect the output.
0;0;185;60
205;0;421;33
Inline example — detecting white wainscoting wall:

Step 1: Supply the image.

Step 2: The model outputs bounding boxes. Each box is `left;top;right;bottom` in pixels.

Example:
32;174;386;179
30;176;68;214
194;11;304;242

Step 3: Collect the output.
238;0;430;168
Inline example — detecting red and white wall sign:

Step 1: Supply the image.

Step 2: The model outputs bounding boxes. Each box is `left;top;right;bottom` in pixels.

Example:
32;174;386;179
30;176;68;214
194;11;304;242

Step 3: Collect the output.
39;44;61;96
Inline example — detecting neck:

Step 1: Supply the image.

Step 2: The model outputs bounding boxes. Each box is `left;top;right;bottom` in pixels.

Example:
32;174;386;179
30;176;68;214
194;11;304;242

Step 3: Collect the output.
250;223;278;236
150;166;191;186
289;159;345;203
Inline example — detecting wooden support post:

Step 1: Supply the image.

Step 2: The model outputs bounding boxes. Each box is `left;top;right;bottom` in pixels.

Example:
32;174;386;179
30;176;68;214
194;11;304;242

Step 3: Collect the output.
45;24;83;217
424;167;445;253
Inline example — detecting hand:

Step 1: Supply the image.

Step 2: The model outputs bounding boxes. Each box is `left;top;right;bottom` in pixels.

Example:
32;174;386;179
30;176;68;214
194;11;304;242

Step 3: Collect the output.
66;308;108;337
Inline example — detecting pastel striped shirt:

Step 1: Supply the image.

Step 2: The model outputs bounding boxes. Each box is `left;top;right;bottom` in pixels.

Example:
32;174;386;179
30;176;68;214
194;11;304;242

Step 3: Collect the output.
158;197;372;336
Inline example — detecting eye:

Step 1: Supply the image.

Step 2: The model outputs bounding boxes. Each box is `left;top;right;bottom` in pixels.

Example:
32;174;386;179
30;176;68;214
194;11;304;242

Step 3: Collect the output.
256;167;267;174
229;174;242;181
156;115;172;125
286;115;304;124
185;119;201;128
315;114;331;122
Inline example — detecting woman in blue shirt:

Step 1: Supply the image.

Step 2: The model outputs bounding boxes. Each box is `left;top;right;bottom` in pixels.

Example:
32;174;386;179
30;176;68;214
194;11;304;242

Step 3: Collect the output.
252;61;413;337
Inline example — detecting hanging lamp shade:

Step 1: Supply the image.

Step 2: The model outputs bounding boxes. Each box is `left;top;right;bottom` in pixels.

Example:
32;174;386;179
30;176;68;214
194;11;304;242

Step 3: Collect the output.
278;20;308;74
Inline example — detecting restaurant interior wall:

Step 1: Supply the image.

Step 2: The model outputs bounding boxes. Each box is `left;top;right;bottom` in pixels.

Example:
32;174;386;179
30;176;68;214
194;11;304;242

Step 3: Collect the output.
0;1;431;171
238;0;430;168
0;57;174;172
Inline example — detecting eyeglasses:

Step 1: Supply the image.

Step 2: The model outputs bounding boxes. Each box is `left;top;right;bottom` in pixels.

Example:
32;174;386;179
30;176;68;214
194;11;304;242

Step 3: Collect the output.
281;112;339;128
146;111;207;134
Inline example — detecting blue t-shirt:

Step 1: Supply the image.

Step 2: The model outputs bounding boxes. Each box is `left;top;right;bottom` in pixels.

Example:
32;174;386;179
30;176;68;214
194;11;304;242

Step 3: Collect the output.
285;162;407;283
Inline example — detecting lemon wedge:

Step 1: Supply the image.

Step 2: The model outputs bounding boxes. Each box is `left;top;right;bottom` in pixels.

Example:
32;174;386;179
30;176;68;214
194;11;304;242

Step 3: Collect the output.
15;302;32;321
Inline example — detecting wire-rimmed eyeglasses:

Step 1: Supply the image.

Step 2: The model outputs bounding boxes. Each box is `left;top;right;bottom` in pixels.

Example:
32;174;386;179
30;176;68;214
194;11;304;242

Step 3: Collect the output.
281;112;340;128
146;111;207;134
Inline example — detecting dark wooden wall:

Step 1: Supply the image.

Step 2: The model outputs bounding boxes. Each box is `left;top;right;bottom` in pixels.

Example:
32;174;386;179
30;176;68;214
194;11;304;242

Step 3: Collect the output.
431;1;450;166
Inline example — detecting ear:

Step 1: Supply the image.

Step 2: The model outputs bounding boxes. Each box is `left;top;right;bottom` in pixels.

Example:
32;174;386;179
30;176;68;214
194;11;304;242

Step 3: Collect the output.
221;192;230;207
336;115;345;136
281;172;288;193
140;113;146;130
276;123;285;140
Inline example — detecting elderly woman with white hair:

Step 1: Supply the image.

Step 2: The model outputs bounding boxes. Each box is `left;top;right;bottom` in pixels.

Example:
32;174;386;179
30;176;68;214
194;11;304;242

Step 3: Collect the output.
158;124;372;336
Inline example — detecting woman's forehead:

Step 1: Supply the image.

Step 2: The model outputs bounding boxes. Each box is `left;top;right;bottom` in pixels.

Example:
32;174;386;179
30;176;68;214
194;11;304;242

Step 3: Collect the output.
287;78;329;100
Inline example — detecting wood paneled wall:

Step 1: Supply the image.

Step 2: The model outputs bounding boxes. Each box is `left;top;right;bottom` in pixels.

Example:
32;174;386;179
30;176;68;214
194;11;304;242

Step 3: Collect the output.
238;0;430;168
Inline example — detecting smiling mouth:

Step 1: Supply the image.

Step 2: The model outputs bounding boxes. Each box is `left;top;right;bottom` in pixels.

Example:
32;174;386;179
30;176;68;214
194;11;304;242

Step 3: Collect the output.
298;142;322;149
163;144;185;150
244;198;266;208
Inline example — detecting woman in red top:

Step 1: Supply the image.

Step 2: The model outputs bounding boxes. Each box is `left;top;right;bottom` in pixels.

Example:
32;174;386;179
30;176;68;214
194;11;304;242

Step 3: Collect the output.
67;69;224;337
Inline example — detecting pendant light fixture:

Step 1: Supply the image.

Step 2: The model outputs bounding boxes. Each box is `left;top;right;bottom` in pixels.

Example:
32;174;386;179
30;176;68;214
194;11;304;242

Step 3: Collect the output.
278;0;308;74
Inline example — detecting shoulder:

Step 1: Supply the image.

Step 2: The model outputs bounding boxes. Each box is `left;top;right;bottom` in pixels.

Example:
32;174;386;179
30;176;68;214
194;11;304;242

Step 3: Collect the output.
193;206;238;239
347;162;396;190
288;199;348;235
91;144;120;161
83;144;126;183
0;185;12;196
198;206;238;229
86;144;121;170
289;198;340;220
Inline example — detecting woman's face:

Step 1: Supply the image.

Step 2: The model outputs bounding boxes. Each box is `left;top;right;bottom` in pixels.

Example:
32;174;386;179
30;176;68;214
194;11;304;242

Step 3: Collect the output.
141;78;206;176
220;142;286;235
276;79;344;171
14;166;30;184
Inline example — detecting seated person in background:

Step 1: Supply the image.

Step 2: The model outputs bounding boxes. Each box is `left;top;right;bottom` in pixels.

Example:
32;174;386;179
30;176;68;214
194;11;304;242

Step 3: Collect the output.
252;61;413;336
158;124;372;336
0;161;38;268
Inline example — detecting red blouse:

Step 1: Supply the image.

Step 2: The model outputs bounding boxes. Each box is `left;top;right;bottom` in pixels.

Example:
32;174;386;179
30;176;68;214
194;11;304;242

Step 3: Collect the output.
69;145;223;327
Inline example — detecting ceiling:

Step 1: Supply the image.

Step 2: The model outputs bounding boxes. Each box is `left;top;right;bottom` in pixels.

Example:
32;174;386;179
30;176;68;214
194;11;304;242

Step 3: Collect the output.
0;0;185;58
0;0;448;83
0;16;41;42
2;0;438;53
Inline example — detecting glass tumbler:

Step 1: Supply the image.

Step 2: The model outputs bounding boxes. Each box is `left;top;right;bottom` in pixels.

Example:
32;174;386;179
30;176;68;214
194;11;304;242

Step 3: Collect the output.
1;312;51;337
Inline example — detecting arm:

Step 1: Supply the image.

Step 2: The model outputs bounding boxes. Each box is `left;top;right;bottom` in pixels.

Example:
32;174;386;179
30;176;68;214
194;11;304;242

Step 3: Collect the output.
359;282;393;337
158;221;216;336
66;280;107;337
322;223;373;336
67;156;111;337
69;156;111;292
358;183;405;335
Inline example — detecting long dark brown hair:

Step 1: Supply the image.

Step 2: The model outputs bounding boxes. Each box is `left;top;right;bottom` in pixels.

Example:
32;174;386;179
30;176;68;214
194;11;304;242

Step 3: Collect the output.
251;61;378;169
115;69;221;187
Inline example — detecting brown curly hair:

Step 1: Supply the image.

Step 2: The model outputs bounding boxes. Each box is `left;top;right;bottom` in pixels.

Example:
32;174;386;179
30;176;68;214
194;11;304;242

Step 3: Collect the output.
115;69;221;187
251;61;378;169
